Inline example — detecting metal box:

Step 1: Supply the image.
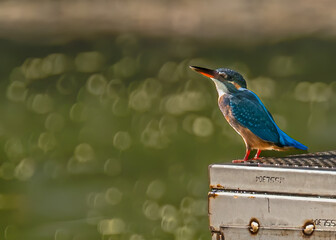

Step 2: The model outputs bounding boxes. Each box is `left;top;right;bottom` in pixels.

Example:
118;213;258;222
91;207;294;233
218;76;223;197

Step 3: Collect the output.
208;151;336;239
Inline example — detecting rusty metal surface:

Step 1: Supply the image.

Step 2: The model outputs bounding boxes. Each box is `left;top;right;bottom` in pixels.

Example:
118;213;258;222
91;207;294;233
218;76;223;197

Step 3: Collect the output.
209;164;336;197
220;227;336;240
208;150;336;239
209;191;336;239
243;150;336;169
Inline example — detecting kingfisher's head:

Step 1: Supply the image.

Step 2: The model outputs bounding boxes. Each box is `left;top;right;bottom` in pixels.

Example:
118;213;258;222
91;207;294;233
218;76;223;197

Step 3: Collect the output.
189;66;247;96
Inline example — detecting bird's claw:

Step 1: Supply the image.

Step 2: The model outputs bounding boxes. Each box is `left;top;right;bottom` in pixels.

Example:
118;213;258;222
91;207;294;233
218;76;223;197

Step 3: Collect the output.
232;159;247;163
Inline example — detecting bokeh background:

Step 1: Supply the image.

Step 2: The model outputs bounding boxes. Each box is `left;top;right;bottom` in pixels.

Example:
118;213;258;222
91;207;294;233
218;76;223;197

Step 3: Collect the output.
1;0;336;240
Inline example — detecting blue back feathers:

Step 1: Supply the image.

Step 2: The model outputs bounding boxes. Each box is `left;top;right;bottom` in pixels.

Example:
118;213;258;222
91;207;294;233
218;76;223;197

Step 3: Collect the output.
229;89;308;150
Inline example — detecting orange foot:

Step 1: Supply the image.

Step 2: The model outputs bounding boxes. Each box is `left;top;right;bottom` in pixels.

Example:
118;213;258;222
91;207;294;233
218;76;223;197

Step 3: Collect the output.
232;159;247;163
232;149;251;163
252;149;261;160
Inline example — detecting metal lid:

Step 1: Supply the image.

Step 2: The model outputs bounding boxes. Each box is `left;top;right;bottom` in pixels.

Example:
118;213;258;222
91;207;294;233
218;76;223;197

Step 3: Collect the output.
209;150;336;197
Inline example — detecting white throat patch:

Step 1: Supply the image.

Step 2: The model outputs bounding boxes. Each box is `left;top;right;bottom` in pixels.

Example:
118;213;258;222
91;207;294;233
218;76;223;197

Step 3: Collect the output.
211;78;228;97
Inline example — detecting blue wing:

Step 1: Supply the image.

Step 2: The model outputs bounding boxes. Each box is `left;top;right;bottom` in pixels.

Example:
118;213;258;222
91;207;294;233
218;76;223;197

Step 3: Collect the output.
230;89;308;150
230;90;280;144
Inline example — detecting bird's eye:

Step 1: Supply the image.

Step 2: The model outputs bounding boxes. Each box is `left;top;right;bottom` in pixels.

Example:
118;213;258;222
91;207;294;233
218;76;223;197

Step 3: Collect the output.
220;73;228;79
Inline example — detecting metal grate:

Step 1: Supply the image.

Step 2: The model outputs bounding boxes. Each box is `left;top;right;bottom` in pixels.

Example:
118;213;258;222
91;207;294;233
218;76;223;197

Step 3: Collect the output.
240;150;336;169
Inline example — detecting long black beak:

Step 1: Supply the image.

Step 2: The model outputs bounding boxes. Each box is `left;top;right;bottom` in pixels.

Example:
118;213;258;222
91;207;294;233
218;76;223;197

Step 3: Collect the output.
189;66;217;78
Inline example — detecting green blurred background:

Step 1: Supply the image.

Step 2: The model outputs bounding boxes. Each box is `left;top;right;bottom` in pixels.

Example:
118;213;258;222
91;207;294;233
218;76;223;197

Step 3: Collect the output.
1;0;336;239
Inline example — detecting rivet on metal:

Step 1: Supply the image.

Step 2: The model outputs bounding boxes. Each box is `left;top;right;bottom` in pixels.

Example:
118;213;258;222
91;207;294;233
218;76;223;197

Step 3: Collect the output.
303;222;315;236
249;218;260;234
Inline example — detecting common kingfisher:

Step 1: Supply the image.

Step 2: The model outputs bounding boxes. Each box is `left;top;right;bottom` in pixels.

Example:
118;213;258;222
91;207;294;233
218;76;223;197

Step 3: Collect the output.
190;66;308;162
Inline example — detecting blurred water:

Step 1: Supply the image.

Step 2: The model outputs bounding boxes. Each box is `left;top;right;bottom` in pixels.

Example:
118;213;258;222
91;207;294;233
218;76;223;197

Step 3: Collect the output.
0;37;335;240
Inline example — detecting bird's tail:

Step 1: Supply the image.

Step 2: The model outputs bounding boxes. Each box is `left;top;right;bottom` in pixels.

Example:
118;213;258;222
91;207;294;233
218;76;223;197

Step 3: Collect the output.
279;130;308;150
